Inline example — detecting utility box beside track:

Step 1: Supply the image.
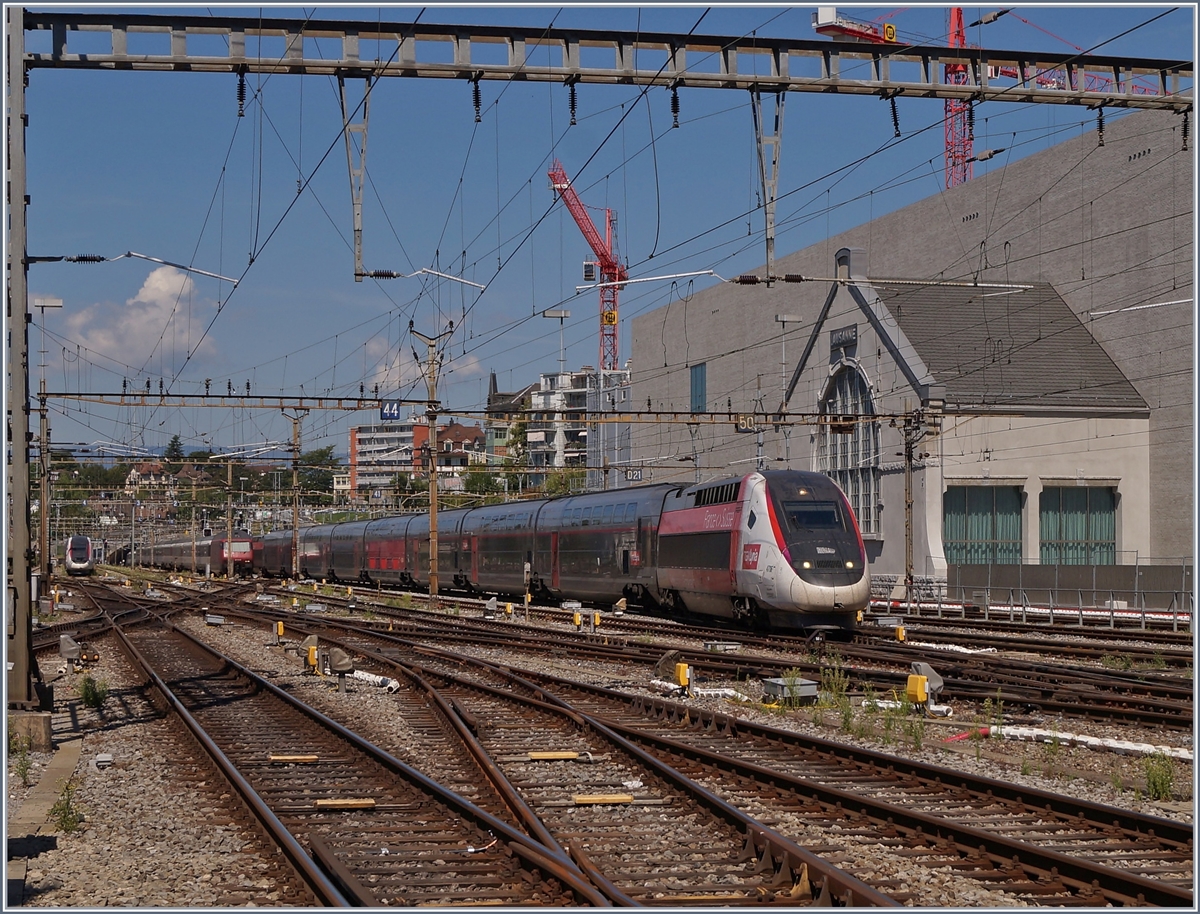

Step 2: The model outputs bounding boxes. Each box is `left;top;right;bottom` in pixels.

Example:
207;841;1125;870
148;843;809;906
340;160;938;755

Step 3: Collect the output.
762;677;818;704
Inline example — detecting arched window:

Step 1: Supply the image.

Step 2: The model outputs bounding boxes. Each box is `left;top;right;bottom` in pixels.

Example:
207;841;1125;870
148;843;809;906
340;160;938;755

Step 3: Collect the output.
818;366;880;535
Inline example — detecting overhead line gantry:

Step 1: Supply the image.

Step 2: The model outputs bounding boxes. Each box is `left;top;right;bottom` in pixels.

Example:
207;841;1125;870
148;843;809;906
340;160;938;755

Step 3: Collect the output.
6;6;1193;712
21;10;1191;108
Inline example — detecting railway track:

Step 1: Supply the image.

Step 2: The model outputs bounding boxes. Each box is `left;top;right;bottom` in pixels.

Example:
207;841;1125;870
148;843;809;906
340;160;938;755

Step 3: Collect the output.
110;616;607;907
247;591;1192;731
883;623;1195;669
200;608;1193;907
68;577;1192;731
410;656;894;905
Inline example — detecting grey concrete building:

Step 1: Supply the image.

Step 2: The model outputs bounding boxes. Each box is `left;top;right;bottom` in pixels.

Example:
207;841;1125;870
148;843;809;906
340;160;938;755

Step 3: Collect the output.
630;109;1191;590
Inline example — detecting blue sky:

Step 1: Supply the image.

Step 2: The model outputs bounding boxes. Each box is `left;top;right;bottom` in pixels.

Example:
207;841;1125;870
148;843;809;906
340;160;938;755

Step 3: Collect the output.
19;4;1194;461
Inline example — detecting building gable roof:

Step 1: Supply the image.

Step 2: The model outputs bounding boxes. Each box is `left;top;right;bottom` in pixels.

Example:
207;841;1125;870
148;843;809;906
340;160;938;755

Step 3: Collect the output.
869;281;1147;413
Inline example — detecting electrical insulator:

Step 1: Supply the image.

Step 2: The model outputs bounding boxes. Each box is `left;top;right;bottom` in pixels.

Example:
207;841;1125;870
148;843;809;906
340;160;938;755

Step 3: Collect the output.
734;274;761;285
472;80;481;123
569;83;577;126
1183;111;1190;152
237;70;246;118
1097;109;1105;147
967;102;975;140
67;254;105;263
364;270;402;279
889;96;900;137
671;86;680;128
782;274;808;284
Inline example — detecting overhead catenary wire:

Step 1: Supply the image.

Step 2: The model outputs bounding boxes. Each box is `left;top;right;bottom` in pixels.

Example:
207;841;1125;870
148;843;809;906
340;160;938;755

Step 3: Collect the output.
39;5;1190;451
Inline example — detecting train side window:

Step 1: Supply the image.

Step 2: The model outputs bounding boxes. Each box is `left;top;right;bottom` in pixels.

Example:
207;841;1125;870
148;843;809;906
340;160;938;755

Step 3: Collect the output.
612;504;625;524
582;507;592;526
602;505;613;526
626;503;636;521
573;508;583;525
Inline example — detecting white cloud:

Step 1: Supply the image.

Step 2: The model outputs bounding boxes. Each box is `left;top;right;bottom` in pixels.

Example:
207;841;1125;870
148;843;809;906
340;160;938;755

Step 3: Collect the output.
64;266;218;369
363;334;423;394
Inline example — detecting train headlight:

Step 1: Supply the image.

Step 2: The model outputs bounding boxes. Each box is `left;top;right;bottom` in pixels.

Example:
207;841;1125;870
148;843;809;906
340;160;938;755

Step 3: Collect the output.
801;560;812;569
845;560;854;568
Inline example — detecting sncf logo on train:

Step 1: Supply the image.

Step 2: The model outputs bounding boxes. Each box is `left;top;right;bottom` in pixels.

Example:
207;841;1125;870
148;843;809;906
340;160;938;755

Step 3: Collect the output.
741;544;761;570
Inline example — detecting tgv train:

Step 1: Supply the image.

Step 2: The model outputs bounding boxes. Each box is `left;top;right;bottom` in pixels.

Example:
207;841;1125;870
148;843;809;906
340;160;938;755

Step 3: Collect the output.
63;535;95;576
261;471;869;633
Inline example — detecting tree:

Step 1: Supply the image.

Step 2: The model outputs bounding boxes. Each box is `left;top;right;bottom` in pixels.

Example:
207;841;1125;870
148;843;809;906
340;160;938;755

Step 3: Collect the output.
163;434;185;474
463;470;501;496
541;468;584;497
299;445;340;504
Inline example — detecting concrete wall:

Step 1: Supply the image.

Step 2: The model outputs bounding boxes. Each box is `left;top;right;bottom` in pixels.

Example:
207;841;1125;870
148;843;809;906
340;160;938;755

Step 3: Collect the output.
630;109;1190;569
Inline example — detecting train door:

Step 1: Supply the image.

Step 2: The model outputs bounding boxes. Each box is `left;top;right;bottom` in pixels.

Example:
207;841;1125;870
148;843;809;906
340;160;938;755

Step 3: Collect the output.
469;535;479;585
550;532;560;590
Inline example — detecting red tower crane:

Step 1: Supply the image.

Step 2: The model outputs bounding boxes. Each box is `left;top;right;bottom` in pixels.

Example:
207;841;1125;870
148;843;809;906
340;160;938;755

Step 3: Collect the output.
815;7;973;187
944;7;974;188
548;159;628;372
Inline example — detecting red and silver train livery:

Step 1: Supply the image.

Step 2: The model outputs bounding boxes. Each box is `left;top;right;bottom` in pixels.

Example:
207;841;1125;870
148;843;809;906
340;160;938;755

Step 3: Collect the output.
282;470;869;633
63;535;96;576
656;470;869;631
134;470;869;633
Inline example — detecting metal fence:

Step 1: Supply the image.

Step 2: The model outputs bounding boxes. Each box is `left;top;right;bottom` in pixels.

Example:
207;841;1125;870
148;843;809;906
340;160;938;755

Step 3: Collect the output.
948;562;1191;608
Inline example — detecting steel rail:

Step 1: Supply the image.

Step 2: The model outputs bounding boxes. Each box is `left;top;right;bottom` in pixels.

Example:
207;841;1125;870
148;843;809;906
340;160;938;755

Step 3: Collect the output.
109;621;353;908
144;616;613;907
409;653;1195;907
600;712;1194;907
220;606;899;905
394;653;900;907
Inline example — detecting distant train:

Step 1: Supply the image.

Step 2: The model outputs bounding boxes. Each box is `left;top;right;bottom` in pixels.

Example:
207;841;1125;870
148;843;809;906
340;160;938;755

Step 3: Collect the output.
138;471;868;633
63;535;95;576
132;534;255;577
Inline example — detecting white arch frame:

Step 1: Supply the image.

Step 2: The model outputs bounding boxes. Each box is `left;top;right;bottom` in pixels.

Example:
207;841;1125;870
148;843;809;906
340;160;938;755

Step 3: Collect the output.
818;360;881;536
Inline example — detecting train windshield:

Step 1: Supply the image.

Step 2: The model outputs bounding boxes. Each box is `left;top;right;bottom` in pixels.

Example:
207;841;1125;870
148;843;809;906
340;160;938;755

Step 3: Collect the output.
230;542;251;555
779;501;845;531
68;537;90;559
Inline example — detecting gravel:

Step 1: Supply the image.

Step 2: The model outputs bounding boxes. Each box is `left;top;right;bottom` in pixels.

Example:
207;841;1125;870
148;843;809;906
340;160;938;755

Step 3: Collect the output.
7;646;309;907
9;600;1190;908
